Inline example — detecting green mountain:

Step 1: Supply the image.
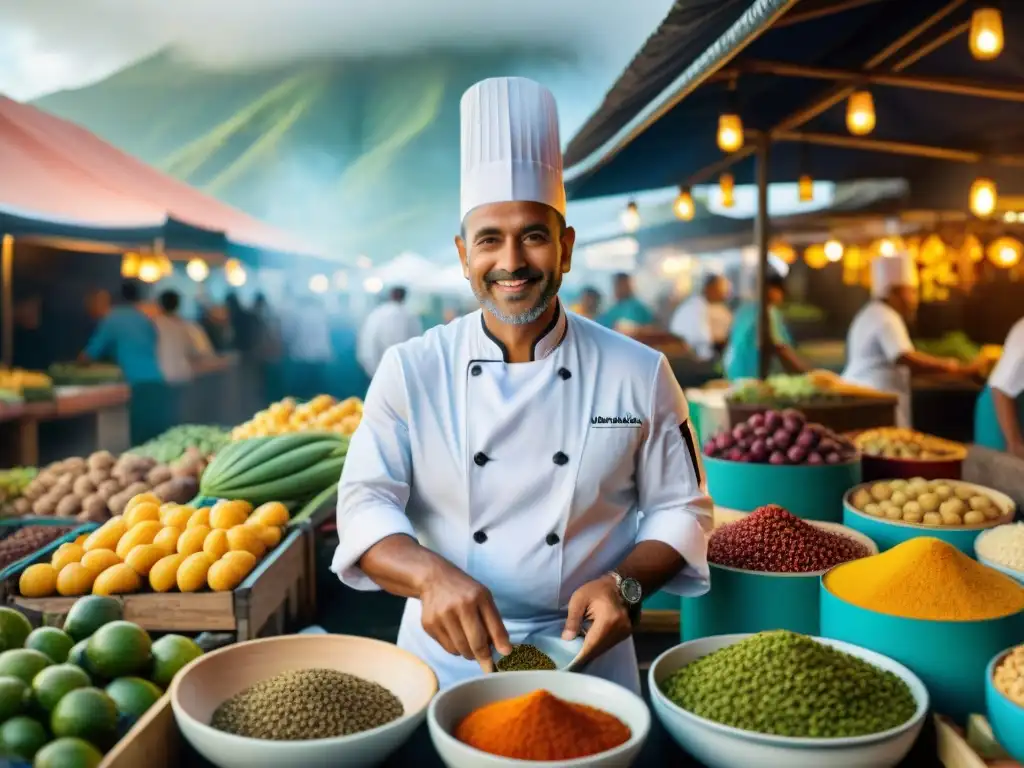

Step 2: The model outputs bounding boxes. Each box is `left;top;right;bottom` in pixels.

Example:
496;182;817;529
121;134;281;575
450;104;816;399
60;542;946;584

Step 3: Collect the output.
34;47;577;259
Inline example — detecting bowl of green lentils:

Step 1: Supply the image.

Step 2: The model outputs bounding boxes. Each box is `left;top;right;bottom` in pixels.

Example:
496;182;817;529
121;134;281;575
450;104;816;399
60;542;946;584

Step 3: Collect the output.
648;630;928;768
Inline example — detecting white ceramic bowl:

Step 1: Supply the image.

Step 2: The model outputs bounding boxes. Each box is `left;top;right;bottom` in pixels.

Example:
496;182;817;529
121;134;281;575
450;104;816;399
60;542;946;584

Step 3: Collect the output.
170;634;438;768
491;629;585;670
428;670;650;768
649;634;928;768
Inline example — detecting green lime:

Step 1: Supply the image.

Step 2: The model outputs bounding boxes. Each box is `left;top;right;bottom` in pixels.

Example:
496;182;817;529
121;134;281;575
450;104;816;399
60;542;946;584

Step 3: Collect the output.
32;737;104;768
62;596;122;643
0;674;28;720
105;677;162;718
50;687;118;747
0;715;48;760
33;664;91;711
0;606;32;650
26;627;75;663
0;648;52;685
149;634;203;688
85;621;151;679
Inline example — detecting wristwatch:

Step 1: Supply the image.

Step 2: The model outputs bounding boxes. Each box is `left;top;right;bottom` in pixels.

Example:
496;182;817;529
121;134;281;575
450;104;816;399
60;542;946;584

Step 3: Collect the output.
609;571;643;623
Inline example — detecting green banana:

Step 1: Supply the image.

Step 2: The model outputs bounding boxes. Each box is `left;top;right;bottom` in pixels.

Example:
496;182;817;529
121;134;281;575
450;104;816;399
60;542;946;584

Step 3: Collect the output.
203;439;255;476
214;440;347;493
205;433;341;489
222;456;345;505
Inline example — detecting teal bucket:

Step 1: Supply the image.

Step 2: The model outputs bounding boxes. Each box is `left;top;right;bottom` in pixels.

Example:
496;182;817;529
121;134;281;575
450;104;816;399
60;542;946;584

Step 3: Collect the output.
986;648;1024;762
819;583;1024;721
704;456;862;522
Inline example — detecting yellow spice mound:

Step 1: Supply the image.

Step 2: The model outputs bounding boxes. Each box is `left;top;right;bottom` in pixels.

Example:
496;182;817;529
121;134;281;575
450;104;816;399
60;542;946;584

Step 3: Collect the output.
824;537;1024;621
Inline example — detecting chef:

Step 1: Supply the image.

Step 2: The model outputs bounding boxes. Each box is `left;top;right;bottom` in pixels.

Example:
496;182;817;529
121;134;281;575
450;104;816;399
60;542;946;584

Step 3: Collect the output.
974;319;1024;457
670;274;732;361
842;253;978;427
331;77;712;694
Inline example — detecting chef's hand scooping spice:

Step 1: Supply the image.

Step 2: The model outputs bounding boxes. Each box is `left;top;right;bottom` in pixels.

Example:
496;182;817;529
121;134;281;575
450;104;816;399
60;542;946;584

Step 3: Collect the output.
993;645;1024;707
703;409;858;465
850;478;1005;527
496;644;556;672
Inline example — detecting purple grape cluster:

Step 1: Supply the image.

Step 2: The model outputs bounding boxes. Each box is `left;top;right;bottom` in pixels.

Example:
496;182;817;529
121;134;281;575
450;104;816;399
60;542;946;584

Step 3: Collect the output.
703;409;858;466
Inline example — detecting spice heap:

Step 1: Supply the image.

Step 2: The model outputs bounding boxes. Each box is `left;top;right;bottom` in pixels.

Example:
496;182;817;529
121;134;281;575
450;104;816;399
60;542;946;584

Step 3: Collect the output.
455;689;630;760
496;644;557;672
709;505;868;573
849;479;1003;527
824;537;1024;621
660;631;917;738
993;645;1024;707
976;523;1024;573
211;669;404;740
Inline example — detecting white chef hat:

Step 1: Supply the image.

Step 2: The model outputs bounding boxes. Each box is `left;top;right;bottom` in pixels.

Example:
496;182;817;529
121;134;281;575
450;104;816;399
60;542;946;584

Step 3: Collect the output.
871;252;919;298
460;77;565;222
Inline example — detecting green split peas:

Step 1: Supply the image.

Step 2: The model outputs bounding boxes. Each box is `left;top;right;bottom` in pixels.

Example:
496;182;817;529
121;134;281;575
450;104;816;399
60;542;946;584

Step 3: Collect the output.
661;631;917;738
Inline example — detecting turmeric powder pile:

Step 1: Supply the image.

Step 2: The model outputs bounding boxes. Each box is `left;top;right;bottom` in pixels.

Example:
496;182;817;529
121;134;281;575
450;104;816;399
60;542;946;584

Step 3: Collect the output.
824;537;1024;621
454;689;631;761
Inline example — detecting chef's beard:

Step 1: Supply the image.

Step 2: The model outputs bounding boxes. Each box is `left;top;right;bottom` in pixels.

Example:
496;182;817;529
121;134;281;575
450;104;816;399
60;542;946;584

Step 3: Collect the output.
474;272;559;326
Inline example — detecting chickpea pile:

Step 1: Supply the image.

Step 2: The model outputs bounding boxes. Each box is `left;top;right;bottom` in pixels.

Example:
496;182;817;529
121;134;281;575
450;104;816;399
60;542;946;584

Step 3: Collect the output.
994;645;1024;707
850;478;1004;527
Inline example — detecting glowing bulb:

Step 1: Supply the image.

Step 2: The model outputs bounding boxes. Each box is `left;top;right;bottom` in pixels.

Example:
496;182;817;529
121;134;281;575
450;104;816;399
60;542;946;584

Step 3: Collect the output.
988;237;1022;268
717;113;744;153
963;234;984;263
138;258;161;283
824;239;844;263
804;245;828;269
121;252;140;278
158;255;173;277
186;258;209;282
1004;211;1019;223
970;7;1003;60
769;241;796;265
798;174;814;202
719;174;735;208
673;188;695;221
846;91;876;136
621;201;641;232
309;274;329;294
225;258;247;287
970;177;997;217
878;238;899;258
363;277;384;294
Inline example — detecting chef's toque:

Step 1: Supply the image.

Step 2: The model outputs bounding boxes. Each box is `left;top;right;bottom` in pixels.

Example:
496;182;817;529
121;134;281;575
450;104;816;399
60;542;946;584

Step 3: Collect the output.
459;77;565;222
871;252;919;298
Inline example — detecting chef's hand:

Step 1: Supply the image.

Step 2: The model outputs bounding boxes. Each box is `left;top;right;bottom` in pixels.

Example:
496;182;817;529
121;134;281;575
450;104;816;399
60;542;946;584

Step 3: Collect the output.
419;561;512;673
562;575;632;667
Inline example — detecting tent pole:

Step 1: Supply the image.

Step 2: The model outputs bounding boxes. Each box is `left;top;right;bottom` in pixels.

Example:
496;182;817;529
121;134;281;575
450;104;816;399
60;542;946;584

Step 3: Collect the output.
755;137;771;380
2;235;13;368
774;130;1024;166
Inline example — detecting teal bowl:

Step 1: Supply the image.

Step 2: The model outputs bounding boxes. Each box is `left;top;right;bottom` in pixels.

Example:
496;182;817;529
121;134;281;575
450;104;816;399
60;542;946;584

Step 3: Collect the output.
843;480;1016;555
683;522;877;641
819;582;1024;721
704;456;861;522
986;647;1024;761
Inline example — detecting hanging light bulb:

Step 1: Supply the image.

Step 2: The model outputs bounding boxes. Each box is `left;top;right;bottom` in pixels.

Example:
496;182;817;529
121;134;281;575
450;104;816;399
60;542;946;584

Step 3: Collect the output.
798;174;814;202
673;188;695;221
138;257;162;284
970;7;1004;60
988;236;1022;268
621;201;641;232
224;258;247;287
308;274;329;294
804;244;828;269
877;237;902;258
824;239;845;263
186;258;209;282
121;252;140;278
969;177;997;217
717;113;744;153
769;241;797;265
963;234;984;263
719;173;735;208
846;90;876;136
158;255;173;277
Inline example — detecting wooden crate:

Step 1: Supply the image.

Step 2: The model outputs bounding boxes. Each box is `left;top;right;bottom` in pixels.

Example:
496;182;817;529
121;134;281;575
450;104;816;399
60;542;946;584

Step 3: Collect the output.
6;527;314;642
102;694;181;768
0;521;99;602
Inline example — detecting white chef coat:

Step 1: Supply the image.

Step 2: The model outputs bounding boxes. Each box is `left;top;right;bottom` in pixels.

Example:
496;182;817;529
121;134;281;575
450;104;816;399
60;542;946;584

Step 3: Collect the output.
669;296;732;360
332;302;712;692
356;301;424;377
152;314;195;384
989;318;1024;398
841;300;915;426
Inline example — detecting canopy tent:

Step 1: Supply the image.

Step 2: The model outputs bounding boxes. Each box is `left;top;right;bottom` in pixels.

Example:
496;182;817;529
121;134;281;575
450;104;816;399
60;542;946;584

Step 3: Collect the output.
367;252;437;290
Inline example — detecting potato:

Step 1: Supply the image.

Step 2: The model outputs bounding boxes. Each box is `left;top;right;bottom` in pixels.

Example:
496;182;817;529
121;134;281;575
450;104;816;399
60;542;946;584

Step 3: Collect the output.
32;497;57;517
87;450;116;471
154;476;198;505
87;468;110;486
64;456;87;471
12;498;31;516
54;476;75;494
72;476;96;497
95;480;120;501
146;465;173;486
56;495;83;518
107;491;132;516
124;481;150;498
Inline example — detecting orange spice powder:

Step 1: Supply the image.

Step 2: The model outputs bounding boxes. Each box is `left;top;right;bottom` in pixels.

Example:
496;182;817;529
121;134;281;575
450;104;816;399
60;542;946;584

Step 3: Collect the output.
454;689;631;761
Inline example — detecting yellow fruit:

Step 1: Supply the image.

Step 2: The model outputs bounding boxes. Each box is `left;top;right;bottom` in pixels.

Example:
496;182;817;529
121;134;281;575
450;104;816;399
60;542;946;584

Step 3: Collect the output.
161;505;193;529
202;529;229;560
207;559;246;592
210;500;250;529
19;563;58;598
56;563;96;596
92;563;141;595
221;550;257;573
125;544;167;576
249;502;289;528
115;520;163;560
186;508;211;529
177;552;214;592
73;534;89;547
150;554;186;593
245;522;282;550
83;517;127;552
124;492;161;513
177;526;210;557
226;527;266;559
51;543;85;571
124;502;161;528
80;549;121;574
152;526;180;555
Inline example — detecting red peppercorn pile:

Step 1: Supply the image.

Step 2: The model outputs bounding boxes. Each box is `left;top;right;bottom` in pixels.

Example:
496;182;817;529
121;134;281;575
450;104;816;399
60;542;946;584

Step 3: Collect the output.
709;505;869;573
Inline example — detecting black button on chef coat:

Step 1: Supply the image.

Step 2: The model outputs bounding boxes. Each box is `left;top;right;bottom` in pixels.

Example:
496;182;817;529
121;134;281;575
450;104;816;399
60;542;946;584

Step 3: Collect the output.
545;532;560;546
473;530;488;544
552;451;568;466
471;364;482;376
558;367;571;380
474;452;489;466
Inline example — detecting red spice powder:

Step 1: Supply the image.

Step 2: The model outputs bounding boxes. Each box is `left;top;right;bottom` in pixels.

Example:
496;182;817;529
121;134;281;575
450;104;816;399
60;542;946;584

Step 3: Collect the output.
709;504;869;573
454;689;631;761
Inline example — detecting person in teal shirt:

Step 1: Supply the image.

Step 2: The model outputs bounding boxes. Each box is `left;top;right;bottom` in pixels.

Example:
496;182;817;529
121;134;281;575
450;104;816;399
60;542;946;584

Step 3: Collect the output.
724;272;808;380
974;318;1024;457
598;273;654;333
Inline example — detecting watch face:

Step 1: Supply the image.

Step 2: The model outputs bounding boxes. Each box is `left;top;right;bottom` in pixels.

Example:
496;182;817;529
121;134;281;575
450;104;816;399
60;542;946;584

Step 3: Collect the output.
621;577;643;605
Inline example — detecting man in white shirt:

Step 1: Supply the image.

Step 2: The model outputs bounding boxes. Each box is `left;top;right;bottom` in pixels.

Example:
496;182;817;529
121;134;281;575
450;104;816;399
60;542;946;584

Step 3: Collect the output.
356;286;423;377
152;290;197;384
669;275;731;361
842;253;979;427
975;320;1024;456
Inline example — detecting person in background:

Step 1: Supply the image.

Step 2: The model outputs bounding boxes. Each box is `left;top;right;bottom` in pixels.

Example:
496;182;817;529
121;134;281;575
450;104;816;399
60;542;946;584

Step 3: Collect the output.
842;253;980;428
670;275;732;361
724;271;807;381
251;293;283;405
598;273;654;335
975;320;1024;457
281;293;334;400
356;286;423;378
571;286;602;320
152;290;196;384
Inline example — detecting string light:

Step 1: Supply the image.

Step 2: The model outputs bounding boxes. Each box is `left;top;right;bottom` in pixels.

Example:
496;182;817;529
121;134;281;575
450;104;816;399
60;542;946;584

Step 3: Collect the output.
138;257;162;283
798;174;814;202
963;234;984;263
804;244;828;269
846;90;876;136
719;174;735;208
988;237;1022;268
877;237;901;258
225;258;247;287
363;277;384;294
970;7;1004;60
717;114;744;153
186;258;209;282
824;239;844;263
969;178;997;217
120;252;140;278
309;274;329;294
673;188;695;221
769;241;797;265
621;201;641;232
